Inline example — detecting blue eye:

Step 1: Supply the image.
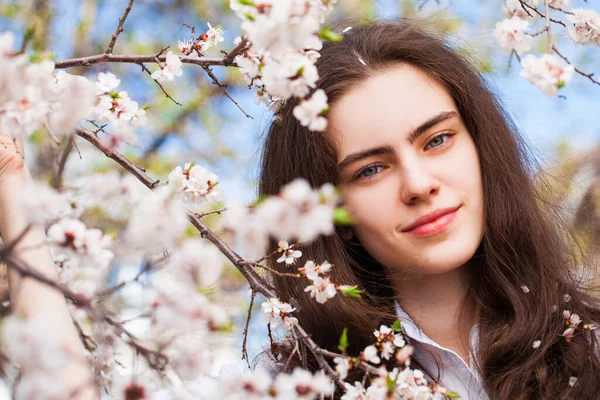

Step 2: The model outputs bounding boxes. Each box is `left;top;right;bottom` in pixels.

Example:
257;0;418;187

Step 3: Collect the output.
425;132;453;149
356;165;384;180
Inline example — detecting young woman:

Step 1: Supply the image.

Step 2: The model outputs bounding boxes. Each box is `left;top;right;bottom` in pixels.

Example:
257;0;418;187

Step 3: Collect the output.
257;18;600;399
1;17;598;400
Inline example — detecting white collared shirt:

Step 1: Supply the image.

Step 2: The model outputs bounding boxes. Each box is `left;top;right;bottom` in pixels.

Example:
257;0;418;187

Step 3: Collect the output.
394;301;490;400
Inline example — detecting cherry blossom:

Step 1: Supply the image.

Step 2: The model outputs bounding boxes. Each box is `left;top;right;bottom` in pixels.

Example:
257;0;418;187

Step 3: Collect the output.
293;89;328;131
205;22;225;48
276;240;303;265
166;237;225;289
494;16;533;55
520;53;575;97
566;9;600;46
110;373;157;400
47;217;114;270
304;276;337;304
124;186;189;253
167;162;222;209
502;0;530;19
261;297;298;330
362;345;381;364
151;51;183;82
95;71;121;94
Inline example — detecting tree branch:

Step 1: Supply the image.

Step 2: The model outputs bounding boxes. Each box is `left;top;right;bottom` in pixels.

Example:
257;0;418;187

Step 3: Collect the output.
105;0;136;54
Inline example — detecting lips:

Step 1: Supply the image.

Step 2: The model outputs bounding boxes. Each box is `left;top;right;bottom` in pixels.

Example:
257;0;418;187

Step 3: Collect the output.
401;205;462;233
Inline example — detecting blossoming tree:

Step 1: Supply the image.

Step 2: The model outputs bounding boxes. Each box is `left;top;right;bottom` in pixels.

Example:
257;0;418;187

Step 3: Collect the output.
0;0;598;399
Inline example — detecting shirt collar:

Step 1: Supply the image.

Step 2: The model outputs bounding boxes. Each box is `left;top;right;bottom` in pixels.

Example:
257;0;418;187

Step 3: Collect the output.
394;300;479;371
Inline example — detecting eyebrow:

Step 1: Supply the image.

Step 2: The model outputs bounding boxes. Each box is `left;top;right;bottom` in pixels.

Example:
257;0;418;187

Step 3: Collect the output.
336;111;459;173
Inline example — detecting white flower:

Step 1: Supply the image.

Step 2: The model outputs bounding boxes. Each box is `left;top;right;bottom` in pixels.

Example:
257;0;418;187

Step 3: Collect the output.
532;340;541;349
261;297;297;329
151;51;183;82
21;181;76;223
95;71;120;94
1;314;68;372
110;374;157;400
124;186;189;253
521;285;530;293
502;0;530;18
362;345;381;364
273;368;333;399
276;240;303;264
205;22;225;48
342;381;367;400
177;38;193;54
495;16;533;55
563;293;571;302
299;260;332;280
334;356;350;379
167;162;221;208
293;89;328;131
566;8;600;46
304;276;337;303
168;238;225;289
520;53;575;97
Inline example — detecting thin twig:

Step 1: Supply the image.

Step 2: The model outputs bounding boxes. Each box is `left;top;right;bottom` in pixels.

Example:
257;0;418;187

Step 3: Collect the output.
106;0;136;54
552;46;600;86
195;207;227;218
201;64;253;119
545;2;553;53
138;63;182;106
241;290;256;367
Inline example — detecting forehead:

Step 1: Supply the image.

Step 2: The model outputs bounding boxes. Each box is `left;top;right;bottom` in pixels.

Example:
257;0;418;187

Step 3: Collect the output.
328;64;458;160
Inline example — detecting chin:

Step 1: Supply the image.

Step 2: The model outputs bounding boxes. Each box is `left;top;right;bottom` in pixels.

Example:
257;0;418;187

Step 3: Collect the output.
415;235;480;275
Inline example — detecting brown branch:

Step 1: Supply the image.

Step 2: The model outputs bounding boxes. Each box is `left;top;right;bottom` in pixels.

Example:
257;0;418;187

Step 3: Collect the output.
552;46;600;86
241;290;256;368
518;1;566;27
222;37;250;66
52;135;75;189
54;53;239;70
105;0;135;54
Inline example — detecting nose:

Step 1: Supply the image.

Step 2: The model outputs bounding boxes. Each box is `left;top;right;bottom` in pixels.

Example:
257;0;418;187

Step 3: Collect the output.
399;159;440;204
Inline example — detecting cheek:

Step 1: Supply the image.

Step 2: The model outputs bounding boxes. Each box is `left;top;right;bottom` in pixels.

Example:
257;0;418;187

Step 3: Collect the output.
343;185;395;236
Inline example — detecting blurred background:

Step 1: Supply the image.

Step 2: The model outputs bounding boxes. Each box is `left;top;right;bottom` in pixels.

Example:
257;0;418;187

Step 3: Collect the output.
0;0;598;376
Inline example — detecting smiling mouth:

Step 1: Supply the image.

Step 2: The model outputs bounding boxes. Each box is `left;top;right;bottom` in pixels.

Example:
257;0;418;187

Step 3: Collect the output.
401;205;461;237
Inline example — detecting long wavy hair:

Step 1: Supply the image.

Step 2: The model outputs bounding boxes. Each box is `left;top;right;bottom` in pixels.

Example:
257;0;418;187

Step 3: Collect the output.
257;17;600;399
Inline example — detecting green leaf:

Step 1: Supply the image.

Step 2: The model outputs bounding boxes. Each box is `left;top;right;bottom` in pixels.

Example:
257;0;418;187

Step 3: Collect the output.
318;27;343;42
141;103;152;111
238;0;255;5
337;327;348;352
391;319;402;333
445;391;461;399
333;207;355;225
340;285;364;298
243;12;256;21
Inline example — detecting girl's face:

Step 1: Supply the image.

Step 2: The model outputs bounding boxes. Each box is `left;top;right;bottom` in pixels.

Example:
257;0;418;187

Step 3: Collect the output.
329;64;485;277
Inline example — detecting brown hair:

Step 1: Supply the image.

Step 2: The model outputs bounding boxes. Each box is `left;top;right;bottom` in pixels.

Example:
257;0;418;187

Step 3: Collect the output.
257;17;600;399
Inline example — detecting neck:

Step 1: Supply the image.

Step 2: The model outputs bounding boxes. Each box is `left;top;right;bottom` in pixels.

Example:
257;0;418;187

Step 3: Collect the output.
389;263;476;365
